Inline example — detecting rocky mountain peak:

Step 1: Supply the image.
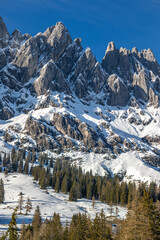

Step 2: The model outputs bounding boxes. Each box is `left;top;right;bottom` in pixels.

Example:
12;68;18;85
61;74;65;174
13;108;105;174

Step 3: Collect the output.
0;16;9;48
132;47;138;55
141;48;157;62
106;41;116;53
43;25;55;38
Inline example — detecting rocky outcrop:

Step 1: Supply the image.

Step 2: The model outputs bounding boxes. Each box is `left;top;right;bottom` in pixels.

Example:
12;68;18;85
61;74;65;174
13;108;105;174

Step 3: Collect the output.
12;37;39;83
0;107;14;120
51;112;109;152
133;70;149;102
107;74;130;106
0;49;6;69
34;60;70;95
0;16;9;48
102;42;160;107
46;22;72;62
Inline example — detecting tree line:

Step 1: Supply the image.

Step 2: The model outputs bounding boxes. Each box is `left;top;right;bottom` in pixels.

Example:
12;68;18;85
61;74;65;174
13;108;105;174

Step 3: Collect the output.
1;148;160;206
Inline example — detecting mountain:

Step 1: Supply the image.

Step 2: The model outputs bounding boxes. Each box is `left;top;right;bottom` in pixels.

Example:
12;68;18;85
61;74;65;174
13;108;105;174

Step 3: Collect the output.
0;16;160;182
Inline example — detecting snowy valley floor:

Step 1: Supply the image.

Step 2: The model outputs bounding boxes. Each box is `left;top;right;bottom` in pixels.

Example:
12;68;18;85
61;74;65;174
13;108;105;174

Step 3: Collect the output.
0;173;127;236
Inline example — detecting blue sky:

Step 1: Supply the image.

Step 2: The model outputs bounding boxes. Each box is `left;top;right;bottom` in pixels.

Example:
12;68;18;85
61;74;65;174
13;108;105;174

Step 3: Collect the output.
1;0;160;62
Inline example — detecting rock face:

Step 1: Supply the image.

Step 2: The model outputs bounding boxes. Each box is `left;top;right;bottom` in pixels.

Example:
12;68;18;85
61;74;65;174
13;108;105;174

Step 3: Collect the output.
107;75;130;106
34;60;70;95
0;17;9;48
1;16;160;110
102;42;160;106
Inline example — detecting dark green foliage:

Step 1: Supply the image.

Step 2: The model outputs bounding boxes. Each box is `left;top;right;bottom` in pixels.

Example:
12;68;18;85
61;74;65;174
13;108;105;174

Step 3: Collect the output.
18;192;24;214
118;192;160;240
18;159;23;174
32;205;42;240
0;178;4;203
8;208;18;240
69;181;80;201
24;160;29;174
3;148;160;208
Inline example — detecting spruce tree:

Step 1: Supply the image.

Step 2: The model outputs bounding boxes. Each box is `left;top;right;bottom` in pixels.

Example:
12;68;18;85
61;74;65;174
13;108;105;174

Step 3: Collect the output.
18;192;24;214
69;181;80;201
61;174;69;194
119;191;160;240
32;205;42;240
25;197;32;215
24;160;29;174
8;208;18;240
0;178;5;203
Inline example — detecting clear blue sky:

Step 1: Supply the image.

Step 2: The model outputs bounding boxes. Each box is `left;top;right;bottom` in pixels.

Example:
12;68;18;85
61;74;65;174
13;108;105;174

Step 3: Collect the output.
1;0;160;62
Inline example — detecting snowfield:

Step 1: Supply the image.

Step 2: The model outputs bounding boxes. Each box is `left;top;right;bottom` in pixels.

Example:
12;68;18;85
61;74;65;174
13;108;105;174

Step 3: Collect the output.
1;99;160;184
0;173;127;236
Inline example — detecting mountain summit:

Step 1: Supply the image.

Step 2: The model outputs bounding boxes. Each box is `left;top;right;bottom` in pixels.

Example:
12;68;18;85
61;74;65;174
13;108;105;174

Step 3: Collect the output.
0;17;160;181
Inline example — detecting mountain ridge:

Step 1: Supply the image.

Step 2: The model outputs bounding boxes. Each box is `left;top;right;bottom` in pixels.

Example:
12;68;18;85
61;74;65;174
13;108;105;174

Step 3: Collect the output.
1;16;160;182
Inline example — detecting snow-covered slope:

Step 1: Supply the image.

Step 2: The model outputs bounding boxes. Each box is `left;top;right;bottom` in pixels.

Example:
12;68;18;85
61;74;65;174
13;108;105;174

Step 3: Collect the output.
0;173;127;236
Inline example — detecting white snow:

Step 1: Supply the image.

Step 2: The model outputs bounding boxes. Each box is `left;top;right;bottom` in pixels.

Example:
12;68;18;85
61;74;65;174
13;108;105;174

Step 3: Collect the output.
0;173;127;236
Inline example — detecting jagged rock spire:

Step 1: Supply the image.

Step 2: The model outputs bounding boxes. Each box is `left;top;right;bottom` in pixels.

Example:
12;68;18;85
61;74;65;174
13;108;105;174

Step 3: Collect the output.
0;16;9;47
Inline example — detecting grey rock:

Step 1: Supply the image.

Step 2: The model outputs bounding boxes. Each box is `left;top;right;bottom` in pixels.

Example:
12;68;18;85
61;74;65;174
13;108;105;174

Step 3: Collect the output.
46;22;72;62
0;49;6;70
34;59;70;95
75;74;87;98
0;16;9;48
107;74;130;106
133;70;149;102
12;37;39;83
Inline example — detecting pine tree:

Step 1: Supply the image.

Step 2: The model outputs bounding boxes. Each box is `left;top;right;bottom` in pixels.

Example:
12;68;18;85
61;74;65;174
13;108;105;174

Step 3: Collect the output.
25;197;32;215
8;208;18;240
92;196;95;208
55;174;61;193
3;153;7;168
69;181;80;201
39;168;47;189
0;179;5;203
61;174;69;194
32;205;42;240
4;167;8;176
19;222;26;240
24;160;29;174
18;192;24;214
18;160;23;174
31;149;36;164
119;191;160;240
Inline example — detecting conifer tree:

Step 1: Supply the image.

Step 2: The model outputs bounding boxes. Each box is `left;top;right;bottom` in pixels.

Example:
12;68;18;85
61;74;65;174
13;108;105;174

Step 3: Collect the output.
3;153;7;168
32;205;42;240
18;192;24;214
8;208;18;240
69;181;80;201
31;149;36;164
39;168;47;189
55;174;61;193
0;178;5;203
119;191;160;240
61;174;69;193
18;160;23;174
25;197;32;215
24;160;29;174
